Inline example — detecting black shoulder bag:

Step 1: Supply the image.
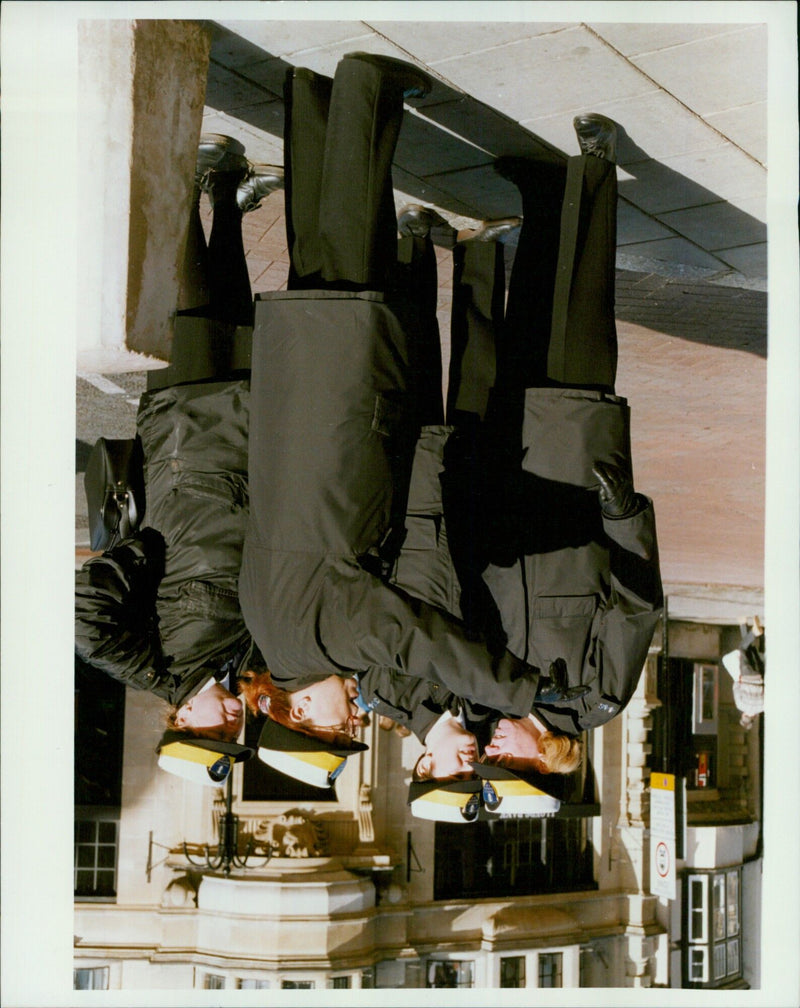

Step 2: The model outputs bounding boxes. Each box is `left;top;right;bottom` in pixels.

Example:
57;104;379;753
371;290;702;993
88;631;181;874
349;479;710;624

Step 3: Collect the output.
84;437;146;551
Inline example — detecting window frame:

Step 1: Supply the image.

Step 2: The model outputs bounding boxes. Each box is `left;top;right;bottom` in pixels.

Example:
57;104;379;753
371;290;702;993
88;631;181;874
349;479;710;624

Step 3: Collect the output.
73;967;109;990
499;954;526;988
74;811;119;902
425;958;475;989
537;951;564;988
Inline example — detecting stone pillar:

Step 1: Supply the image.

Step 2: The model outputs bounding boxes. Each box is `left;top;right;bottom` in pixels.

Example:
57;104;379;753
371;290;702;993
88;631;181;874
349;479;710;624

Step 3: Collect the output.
77;20;211;372
616;651;668;986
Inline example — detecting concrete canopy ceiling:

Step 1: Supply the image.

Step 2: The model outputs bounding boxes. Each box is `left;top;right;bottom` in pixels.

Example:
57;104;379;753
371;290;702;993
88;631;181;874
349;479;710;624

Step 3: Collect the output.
202;16;768;290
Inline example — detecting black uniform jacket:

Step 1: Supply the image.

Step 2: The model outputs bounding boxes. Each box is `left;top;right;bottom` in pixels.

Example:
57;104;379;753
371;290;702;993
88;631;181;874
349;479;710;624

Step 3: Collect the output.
239;290;539;719
75;378;252;706
383;386;663;738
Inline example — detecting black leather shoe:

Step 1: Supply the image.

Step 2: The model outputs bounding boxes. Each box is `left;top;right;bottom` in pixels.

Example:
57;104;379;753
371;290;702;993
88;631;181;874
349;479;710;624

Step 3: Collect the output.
397;204;450;238
196;134;247;190
238;164;285;213
458;217;522;244
573;114;617;161
342;51;432;99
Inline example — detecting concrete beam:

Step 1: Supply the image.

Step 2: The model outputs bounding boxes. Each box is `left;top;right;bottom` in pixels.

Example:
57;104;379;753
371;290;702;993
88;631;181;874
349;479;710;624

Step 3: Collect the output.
77;20;211;373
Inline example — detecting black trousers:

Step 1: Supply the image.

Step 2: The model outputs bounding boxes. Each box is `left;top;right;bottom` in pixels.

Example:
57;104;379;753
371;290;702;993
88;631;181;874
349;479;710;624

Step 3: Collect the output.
283;59;408;290
443;155;619;644
448;153;618;418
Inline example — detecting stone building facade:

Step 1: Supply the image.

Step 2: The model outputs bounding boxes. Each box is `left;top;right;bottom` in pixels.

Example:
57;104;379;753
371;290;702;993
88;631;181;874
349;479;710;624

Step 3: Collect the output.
73;616;763;992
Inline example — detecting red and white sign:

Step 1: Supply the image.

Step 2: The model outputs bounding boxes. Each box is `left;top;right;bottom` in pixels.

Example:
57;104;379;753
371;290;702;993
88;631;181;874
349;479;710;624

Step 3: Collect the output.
649;772;676;900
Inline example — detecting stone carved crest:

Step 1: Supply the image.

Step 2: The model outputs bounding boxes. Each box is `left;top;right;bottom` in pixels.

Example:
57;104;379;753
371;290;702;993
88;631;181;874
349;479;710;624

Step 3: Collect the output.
253;810;327;858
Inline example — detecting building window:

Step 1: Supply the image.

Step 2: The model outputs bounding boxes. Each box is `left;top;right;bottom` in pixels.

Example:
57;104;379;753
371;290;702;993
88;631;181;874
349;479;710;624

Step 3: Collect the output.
693;663;718;733
713;942;727;980
712;874;726;941
426;961;474;988
237;978;270;989
688;947;708;983
241;717;337;802
726;938;740;975
74;818;118;900
203;974;226;989
688;875;708;942
331;976;352;988
726;870;739;935
73;967;109;990
434;814;595;901
500;956;525;988
538;952;563;988
282;980;315;989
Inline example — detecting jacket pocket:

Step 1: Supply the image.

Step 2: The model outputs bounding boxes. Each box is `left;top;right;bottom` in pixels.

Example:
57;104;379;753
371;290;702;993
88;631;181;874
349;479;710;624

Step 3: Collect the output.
371;391;406;438
529;595;598;676
391;516;457;615
172;471;248;511
179;580;241;619
401;514;440;551
533;595;597;620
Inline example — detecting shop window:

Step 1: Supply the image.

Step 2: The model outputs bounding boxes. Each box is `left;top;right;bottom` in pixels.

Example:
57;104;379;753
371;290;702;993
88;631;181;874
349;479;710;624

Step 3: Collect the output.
203;974;225;989
237;978;270;989
693;663;719;733
683;867;743;988
650;657;718;804
331;976;352;988
282;980;315;989
727;938;740;975
74;817;118;900
426;960;474;988
500;956;525;988
73;967;109;990
538;952;563;988
726;870;739;935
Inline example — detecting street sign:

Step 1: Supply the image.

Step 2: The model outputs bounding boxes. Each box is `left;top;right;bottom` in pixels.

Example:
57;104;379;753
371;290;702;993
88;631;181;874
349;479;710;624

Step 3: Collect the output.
649;772;676;900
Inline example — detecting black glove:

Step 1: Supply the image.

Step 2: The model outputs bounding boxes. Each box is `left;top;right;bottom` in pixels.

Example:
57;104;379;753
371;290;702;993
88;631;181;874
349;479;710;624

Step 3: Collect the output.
593;461;638;518
535;658;590;703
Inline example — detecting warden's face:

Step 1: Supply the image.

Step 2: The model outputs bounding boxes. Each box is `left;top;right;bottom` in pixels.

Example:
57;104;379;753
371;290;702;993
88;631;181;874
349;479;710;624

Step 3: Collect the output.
484;717;546;773
416;719;478;780
175;682;245;741
289;675;367;738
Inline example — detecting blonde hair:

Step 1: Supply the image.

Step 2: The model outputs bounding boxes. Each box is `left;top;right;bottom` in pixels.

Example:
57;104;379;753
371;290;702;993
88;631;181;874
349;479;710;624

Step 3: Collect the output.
539;731;582;774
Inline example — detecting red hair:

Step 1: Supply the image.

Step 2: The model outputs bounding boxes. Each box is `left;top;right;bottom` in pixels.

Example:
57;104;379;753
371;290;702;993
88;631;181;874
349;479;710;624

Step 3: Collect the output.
238;669;294;727
238;665;363;750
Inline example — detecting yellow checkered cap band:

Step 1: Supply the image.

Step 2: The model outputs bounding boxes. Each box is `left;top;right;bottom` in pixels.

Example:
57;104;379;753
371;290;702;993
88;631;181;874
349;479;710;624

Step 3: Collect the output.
157;743;233;786
481;776;560;816
409;787;478;823
258;747;345;789
491;778;548;798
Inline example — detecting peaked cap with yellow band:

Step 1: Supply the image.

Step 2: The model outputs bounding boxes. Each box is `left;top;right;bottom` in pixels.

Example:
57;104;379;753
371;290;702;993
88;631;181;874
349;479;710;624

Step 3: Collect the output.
407;777;484;823
156;730;253;787
408;763;562;822
257;720;368;790
473;762;562;818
